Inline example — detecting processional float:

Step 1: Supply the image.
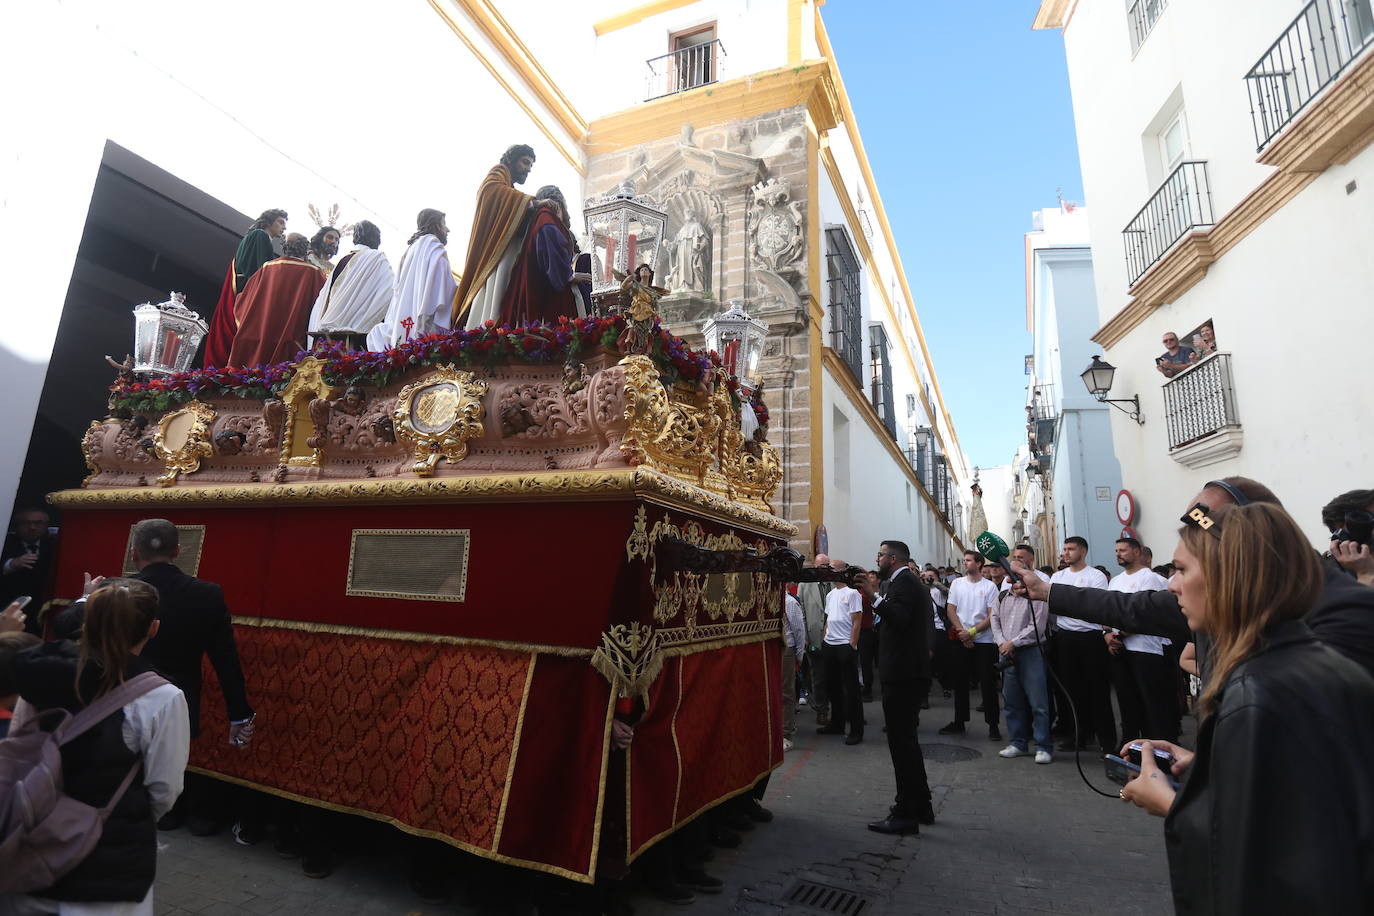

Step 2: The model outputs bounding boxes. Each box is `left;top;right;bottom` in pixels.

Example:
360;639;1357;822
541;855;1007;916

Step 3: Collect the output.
48;188;838;881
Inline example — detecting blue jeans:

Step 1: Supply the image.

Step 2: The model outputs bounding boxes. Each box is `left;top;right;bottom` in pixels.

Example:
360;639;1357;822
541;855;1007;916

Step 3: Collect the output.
1002;645;1052;753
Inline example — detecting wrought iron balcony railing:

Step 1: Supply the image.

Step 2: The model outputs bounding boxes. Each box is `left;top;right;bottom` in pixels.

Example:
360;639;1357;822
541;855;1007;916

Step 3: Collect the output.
645;40;726;101
1162;352;1240;450
1122;160;1215;287
1127;0;1168;53
1245;0;1374;150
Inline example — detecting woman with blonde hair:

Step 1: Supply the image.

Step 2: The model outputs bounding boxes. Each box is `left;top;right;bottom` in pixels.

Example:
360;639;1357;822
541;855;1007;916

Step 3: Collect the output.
1121;502;1374;913
6;578;189;915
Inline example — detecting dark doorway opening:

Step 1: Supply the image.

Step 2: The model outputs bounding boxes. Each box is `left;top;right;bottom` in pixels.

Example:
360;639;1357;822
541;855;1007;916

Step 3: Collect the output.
14;141;248;515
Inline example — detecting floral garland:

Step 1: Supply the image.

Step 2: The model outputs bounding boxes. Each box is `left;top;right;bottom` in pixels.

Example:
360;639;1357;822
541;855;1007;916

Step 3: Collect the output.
109;315;739;414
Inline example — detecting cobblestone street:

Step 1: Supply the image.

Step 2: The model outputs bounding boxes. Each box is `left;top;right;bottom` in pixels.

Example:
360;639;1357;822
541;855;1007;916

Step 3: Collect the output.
151;690;1177;915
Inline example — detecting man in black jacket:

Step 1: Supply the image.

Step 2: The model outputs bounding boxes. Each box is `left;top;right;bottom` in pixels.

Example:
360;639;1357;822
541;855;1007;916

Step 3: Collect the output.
57;518;256;831
1010;477;1374;680
867;539;935;835
0;506;58;634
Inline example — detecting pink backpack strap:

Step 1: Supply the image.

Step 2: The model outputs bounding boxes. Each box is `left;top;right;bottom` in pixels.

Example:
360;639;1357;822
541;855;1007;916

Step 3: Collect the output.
58;672;171;747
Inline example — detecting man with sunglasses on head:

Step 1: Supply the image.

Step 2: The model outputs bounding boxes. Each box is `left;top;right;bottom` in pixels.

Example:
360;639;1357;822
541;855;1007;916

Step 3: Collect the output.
1010;477;1374;679
1154;331;1195;378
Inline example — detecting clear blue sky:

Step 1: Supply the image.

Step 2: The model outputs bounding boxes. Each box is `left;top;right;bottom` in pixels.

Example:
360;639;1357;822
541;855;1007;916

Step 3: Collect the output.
824;1;1084;471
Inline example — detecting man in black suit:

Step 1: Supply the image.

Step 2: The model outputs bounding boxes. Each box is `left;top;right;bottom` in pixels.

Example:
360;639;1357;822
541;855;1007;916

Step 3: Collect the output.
56;518;258;833
867;539;935;835
1;507;58;634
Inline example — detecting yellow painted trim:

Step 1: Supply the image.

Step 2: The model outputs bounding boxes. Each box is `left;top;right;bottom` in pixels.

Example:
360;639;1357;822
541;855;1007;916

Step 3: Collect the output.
814;10;967;486
787;0;805;64
584;59;839;155
457;0;589;138
427;0;585;175
821;349;961;546
806;116;825;546
593;0;700;35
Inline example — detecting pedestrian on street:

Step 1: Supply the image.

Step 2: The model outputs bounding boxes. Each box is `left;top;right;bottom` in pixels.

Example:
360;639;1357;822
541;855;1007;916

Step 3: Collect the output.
867;540;934;835
796;554;833;727
817;566;863;745
941;551;1001;741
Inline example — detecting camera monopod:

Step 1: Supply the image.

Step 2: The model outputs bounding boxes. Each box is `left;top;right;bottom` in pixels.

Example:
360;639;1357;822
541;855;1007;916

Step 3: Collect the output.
975;531;1119;799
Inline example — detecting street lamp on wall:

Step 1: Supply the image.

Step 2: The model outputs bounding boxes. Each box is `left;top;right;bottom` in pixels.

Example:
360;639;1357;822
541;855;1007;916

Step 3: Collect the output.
1080;355;1143;424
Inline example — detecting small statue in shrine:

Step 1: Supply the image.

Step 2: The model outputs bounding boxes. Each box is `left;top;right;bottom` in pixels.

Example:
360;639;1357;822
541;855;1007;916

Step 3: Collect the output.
616;264;668;356
749;380;770;441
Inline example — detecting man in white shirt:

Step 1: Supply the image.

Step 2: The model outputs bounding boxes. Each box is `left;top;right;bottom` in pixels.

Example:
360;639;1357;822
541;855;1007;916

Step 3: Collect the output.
1106;537;1177;743
818;570;864;744
940;550;1002;740
781;588;807;752
1048;536;1114;752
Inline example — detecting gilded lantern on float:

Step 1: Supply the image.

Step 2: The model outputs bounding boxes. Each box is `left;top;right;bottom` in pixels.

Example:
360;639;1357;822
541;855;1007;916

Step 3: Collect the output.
583;181;667;297
702;300;768;394
133;292;208;374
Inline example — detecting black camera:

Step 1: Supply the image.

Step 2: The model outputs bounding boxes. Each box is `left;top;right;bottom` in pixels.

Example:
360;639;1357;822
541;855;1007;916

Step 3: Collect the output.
1331;508;1374;547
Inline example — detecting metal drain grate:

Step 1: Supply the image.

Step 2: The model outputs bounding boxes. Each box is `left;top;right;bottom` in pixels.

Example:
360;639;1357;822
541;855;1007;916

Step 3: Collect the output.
921;742;983;762
783;880;874;915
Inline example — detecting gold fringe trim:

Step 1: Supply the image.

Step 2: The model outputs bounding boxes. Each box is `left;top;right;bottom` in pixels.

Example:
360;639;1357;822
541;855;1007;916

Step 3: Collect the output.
230;615;594;657
49;467;796;538
186;766;600;884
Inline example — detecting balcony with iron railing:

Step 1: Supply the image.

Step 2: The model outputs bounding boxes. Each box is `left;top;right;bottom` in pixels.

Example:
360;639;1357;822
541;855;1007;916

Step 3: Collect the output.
1245;0;1374;150
1127;0;1168;53
1122;161;1215;286
1162;352;1243;465
645;40;726;101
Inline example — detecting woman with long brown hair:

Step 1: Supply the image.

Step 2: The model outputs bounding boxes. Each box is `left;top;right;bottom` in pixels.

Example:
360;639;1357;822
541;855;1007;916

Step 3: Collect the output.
7;578;189;915
1121;502;1374;912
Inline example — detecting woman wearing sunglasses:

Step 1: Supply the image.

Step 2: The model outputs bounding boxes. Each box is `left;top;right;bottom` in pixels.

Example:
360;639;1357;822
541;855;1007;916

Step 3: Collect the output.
1121;501;1374;913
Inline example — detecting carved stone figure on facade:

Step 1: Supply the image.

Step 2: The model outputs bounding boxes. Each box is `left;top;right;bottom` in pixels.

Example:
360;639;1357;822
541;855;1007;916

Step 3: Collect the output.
500;404;537;437
306;396;332;450
749;178;805;273
370;415;396;444
616;264;668;356
668;209;711;292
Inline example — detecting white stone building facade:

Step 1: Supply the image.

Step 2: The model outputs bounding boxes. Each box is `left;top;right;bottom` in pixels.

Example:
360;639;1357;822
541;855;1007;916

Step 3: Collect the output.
1035;0;1374;549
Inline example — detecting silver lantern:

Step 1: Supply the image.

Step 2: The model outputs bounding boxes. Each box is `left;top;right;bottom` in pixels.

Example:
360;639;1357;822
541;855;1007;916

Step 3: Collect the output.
702;299;768;394
583;181;667;299
133;292;208;375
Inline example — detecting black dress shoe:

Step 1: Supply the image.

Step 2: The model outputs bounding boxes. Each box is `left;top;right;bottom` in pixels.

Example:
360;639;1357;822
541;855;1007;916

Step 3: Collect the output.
816;726;844;735
675;868;723;894
938;722;965;735
844;734;863;745
867;815;919;835
649;880;696;905
744;798;774;823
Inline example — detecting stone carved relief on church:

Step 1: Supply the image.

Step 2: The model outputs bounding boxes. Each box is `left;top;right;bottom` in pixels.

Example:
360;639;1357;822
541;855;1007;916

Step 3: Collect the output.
666;208;712;293
749;178;805;274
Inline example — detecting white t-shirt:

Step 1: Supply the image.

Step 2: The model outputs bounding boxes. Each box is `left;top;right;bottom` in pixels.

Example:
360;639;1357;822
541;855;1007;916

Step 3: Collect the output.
947;576;1000;644
1049;565;1110;631
1107;567;1173;654
823;585;862;646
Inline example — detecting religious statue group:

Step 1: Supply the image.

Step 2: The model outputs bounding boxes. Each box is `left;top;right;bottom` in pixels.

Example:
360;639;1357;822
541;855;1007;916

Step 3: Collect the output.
201;144;597;369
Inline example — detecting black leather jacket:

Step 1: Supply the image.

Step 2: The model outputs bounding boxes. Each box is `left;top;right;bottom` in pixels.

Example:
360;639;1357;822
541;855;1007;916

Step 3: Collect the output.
1164;619;1374;914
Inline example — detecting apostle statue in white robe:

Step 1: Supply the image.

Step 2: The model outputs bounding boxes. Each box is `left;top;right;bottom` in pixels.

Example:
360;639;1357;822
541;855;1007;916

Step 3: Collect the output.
308;221;395;344
367;209;457;351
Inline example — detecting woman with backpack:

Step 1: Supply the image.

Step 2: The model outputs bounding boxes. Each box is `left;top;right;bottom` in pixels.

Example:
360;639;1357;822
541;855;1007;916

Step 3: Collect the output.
3;578;189;915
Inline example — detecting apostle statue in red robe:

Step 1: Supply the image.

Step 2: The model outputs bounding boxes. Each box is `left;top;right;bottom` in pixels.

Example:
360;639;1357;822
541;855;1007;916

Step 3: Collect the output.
227;233;327;367
497;186;592;327
203;208;288;366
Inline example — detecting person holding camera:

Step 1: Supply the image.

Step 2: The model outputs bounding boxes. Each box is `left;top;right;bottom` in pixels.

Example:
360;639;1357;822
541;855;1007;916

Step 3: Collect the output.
1323;488;1374;587
1119;501;1374;912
